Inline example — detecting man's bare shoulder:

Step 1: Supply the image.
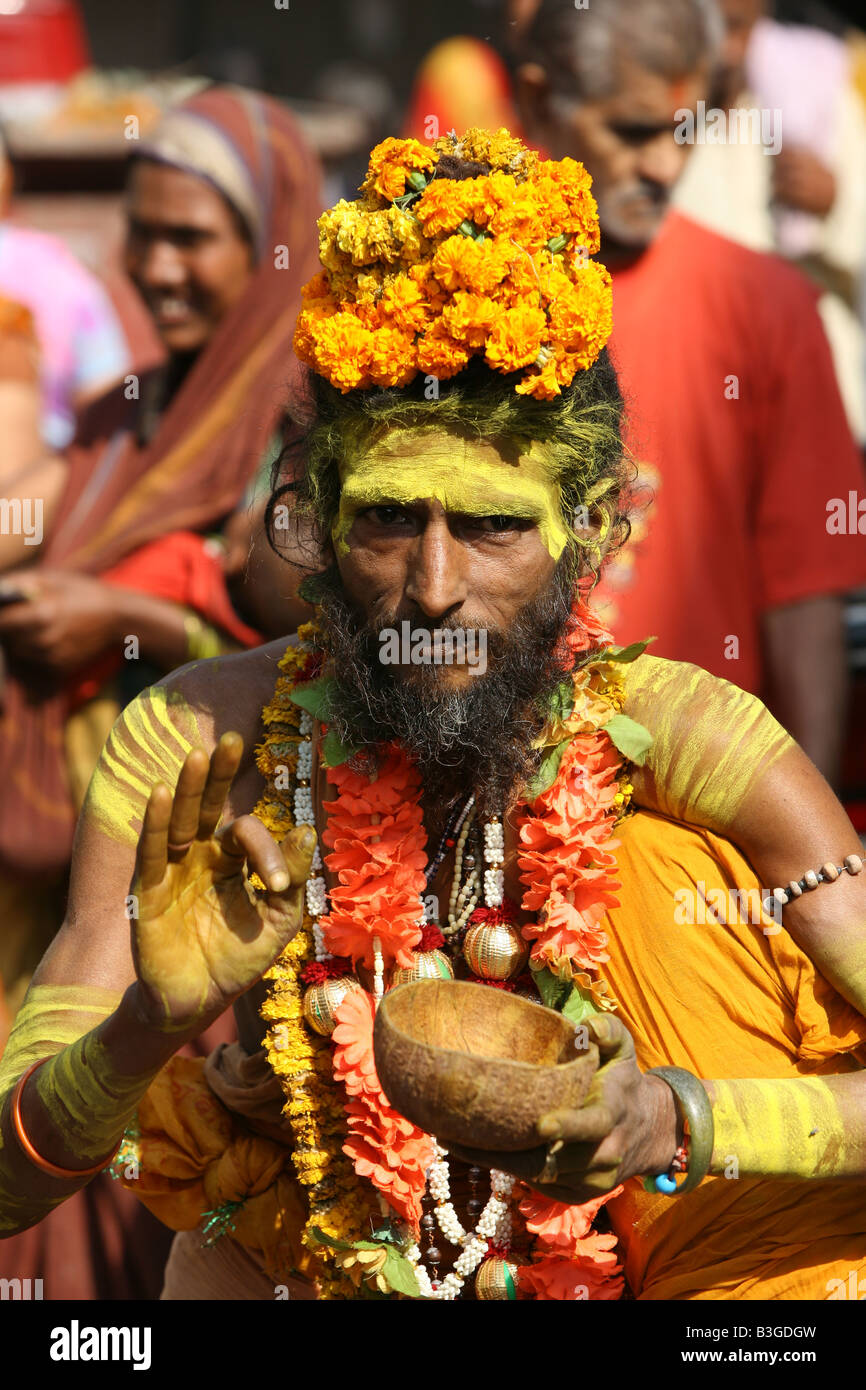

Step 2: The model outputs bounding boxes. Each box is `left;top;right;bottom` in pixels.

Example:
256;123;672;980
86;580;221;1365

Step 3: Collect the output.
153;637;294;761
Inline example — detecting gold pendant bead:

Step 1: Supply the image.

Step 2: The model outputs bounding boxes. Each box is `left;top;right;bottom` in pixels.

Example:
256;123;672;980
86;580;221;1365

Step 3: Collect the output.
302;976;363;1036
475;1255;520;1300
389;949;455;987
463;920;528;981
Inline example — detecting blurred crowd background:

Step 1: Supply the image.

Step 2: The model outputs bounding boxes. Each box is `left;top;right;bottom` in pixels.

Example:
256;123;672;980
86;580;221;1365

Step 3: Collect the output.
0;0;865;1298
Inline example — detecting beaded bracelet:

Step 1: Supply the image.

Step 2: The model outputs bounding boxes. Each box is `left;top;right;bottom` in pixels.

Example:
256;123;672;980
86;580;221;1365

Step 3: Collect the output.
11;1059;119;1182
765;853;862;916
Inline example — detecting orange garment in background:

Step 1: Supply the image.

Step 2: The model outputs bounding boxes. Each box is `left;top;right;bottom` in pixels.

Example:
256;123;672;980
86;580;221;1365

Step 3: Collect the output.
594;212;866;696
601;809;866;1300
403;37;521;141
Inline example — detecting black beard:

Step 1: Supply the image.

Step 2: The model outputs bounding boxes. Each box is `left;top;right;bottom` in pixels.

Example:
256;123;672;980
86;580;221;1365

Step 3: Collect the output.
312;560;579;823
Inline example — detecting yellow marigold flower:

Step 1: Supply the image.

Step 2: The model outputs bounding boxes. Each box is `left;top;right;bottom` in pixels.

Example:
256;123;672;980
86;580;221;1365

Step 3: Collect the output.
414;180;475;236
361;136;435;202
416;320;472;379
484;301;547;373
460;127;529;171
441;290;499;347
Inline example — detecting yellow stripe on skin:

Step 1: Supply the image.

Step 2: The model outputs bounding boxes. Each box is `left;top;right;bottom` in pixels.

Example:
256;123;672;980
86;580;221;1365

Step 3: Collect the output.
624;656;794;828
34;1030;157;1164
709;1077;856;1179
0;984;122;1234
332;429;570;560
84;686;198;848
0;984;121;1096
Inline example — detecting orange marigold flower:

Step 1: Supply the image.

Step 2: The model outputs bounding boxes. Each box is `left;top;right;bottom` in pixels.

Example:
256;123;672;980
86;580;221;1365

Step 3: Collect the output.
484;302;547;372
416;320;472;379
432;235;512;295
368;324;418;388
441;291;499;347
361;136;435;202
469;170;519;226
305;310;374;393
547;260;613;358
414;180;475;236
487;186;549;251
379;276;430;333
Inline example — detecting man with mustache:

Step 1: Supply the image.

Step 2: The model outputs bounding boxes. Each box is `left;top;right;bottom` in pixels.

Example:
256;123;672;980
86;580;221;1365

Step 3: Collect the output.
0;127;864;1303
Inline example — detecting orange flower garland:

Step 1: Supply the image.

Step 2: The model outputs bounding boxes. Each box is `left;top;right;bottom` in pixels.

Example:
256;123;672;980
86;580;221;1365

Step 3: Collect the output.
293;127;612;400
256;597;643;1299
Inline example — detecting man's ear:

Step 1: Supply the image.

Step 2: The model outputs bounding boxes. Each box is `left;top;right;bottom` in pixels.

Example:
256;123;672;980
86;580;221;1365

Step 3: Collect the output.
515;62;553;144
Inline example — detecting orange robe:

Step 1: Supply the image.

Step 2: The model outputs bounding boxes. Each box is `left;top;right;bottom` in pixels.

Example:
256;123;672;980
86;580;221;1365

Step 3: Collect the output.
601;810;866;1300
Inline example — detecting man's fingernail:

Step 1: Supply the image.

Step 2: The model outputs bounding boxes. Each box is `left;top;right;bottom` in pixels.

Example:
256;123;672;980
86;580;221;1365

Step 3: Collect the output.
270;871;290;892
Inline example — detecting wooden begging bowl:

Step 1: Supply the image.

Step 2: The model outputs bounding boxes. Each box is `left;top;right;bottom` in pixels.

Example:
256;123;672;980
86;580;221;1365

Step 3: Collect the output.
373;979;598;1152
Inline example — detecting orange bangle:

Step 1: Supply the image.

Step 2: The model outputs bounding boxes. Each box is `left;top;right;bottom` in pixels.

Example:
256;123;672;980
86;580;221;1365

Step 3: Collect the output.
11;1058;119;1181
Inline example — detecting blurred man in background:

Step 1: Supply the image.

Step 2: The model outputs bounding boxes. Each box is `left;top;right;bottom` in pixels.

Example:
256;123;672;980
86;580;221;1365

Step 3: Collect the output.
514;0;866;784
673;0;866;441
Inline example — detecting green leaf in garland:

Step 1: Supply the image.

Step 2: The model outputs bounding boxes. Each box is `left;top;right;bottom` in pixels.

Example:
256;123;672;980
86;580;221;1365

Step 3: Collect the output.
503;1263;518;1300
525;738;571;799
381;1248;423;1298
297;574;325;604
549;680;575;721
593;636;656;664
561;982;601;1025
289;674;336;721
320;729;359;768
532;966;570;1012
601;713;654;766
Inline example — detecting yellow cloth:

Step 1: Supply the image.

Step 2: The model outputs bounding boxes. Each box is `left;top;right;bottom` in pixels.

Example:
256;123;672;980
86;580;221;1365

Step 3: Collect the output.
119;1056;316;1286
601;809;866;1300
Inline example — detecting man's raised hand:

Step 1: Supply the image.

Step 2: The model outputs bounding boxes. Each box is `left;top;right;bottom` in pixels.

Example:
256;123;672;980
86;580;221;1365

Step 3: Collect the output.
129;732;315;1034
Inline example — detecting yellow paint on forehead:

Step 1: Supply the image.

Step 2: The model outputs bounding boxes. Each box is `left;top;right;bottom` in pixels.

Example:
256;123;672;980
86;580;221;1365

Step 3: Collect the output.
333;429;570;560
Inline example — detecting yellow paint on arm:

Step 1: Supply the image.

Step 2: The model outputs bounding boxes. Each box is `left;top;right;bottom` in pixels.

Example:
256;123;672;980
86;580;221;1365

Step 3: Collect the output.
84;685;201;848
624;655;794;827
0;983;122;1234
332;429;570;560
708;1075;863;1179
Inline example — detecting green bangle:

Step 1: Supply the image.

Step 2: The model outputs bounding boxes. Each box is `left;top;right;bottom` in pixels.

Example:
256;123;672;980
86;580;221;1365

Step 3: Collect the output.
646;1065;714;1196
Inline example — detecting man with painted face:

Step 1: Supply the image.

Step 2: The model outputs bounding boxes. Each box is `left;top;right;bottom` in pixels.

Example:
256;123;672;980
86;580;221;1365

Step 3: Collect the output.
514;0;866;787
0;128;864;1303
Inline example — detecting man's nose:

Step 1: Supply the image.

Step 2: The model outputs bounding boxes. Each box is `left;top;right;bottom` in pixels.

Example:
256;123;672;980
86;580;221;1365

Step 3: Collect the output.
637;132;687;189
404;519;469;620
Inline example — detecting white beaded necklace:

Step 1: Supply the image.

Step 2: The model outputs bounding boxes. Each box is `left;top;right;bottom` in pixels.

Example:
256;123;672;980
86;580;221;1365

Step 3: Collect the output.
290;717;515;1297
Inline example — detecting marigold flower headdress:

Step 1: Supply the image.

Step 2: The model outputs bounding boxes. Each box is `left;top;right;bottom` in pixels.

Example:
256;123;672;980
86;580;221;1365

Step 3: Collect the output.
293;128;613;400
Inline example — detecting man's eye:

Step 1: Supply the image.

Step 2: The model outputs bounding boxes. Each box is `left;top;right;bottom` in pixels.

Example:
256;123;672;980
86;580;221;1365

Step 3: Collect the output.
474;515;522;533
367;506;408;525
